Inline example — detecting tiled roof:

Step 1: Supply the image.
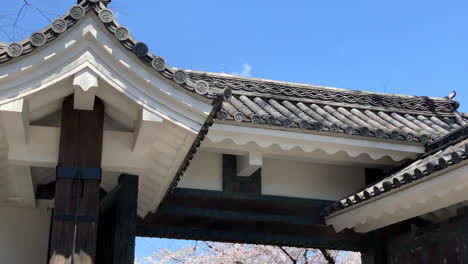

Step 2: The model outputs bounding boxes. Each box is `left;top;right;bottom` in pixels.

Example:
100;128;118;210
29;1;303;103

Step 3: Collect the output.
322;125;468;216
0;1;231;102
0;0;231;212
189;71;466;143
2;0;464;144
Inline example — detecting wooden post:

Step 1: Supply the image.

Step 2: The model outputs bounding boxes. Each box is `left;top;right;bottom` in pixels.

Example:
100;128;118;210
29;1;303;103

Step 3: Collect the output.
49;96;104;264
361;228;390;264
114;174;138;264
96;174;138;264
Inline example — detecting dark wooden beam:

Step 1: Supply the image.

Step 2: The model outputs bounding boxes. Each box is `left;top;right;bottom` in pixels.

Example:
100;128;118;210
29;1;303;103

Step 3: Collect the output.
49;96;104;264
156;188;331;221
155;205;323;225
138;188;369;251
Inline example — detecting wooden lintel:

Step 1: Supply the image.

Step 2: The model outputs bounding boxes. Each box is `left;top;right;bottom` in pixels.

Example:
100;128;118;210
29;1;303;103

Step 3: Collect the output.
137;224;369;251
138;188;368;251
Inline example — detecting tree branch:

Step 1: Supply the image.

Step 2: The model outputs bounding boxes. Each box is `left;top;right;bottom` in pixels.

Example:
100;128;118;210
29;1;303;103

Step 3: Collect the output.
278;246;297;264
319;249;335;264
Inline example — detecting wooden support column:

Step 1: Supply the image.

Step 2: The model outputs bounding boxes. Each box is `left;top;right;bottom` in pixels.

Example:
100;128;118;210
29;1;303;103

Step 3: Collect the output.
96;174;139;264
114;174;138;264
361;228;390;264
49;95;104;264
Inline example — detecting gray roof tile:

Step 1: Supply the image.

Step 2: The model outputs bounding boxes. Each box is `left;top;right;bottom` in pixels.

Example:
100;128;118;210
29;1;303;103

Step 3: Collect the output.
1;0;465;144
323;125;468;216
0;1;231;103
188;71;466;143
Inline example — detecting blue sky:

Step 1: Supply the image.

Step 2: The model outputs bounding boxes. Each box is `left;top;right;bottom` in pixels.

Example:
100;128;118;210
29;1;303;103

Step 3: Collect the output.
1;0;467;112
1;0;467;259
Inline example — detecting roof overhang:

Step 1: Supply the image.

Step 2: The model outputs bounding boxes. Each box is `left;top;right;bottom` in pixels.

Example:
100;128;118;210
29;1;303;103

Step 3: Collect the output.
0;6;227;217
326;162;468;233
204;123;425;166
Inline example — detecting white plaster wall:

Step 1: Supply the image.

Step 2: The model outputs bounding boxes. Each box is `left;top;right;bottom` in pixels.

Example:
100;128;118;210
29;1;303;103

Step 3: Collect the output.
178;152;365;201
178;151;223;191
262;158;365;200
0;206;51;264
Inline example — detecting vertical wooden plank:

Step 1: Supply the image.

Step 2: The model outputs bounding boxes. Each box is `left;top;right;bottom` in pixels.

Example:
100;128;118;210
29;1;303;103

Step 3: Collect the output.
96;174;138;264
49;179;78;264
58;97;81;167
361;229;390;264
77;100;104;168
411;247;424;264
441;238;459;264
96;193;117;264
222;154;236;192
49;96;104;264
114;174;139;264
74;180;101;263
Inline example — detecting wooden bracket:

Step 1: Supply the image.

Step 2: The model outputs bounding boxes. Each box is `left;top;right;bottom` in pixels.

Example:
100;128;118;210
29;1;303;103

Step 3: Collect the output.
236;152;262;177
73;68;99;111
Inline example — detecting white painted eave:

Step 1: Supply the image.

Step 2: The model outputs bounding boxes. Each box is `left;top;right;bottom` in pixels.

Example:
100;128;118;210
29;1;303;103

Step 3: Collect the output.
205;123;425;163
325;163;468;233
0;15;212;133
0;14;216;217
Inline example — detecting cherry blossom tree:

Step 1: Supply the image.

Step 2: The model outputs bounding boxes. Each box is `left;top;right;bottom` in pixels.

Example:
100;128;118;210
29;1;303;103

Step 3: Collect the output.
138;242;361;264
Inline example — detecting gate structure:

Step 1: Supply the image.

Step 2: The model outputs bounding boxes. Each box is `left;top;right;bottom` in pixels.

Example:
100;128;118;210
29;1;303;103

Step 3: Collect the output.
0;1;467;263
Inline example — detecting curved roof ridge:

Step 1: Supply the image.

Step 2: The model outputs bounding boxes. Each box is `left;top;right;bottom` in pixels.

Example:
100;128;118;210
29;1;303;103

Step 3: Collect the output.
0;0;457;113
0;0;232;102
187;70;459;115
187;70;448;100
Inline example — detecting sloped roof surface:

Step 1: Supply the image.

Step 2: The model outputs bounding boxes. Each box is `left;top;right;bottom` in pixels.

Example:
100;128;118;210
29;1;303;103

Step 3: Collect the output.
323;124;468;216
1;0;465;143
0;0;231;215
0;1;231;102
190;71;467;143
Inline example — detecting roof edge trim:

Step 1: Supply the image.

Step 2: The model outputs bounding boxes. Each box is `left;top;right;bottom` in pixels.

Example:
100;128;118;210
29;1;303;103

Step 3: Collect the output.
188;70;459;115
0;0;232;104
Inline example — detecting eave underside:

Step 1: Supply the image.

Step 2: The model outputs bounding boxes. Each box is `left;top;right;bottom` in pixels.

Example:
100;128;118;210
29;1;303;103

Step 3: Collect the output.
325;129;468;233
0;12;224;217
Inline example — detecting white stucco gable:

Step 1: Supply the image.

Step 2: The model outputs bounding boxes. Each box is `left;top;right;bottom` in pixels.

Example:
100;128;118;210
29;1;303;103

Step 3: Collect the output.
0;3;229;217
